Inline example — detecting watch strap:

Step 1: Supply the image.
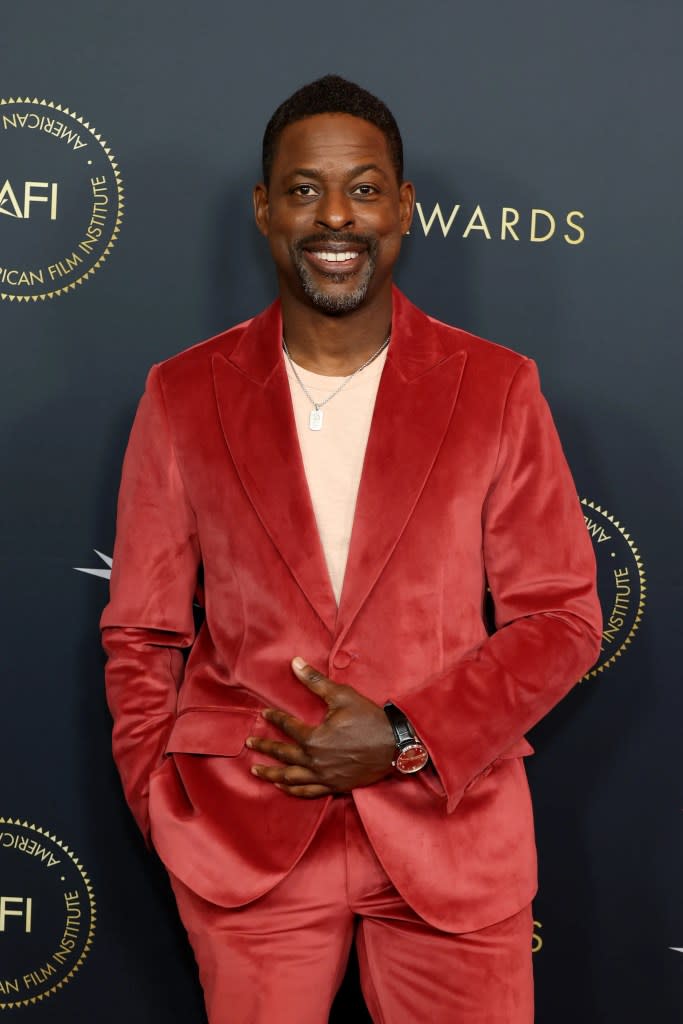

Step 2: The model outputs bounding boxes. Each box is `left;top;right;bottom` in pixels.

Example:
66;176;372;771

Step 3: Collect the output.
383;703;415;747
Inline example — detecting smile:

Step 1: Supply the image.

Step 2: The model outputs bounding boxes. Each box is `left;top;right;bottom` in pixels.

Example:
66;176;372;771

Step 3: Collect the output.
302;248;366;274
312;251;359;263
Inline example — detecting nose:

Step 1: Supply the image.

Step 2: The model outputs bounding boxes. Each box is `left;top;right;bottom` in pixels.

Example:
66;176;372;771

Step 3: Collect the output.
315;188;354;231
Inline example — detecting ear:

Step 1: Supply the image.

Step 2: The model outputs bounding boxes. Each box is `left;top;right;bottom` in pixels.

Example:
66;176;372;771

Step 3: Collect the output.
398;180;415;236
253;183;270;238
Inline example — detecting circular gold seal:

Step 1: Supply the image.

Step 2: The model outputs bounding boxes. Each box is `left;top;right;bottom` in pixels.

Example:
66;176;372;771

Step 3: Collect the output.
580;498;646;679
0;98;124;301
0;818;96;1009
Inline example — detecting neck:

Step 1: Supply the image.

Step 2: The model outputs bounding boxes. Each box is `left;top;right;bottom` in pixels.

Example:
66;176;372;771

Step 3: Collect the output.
279;284;393;376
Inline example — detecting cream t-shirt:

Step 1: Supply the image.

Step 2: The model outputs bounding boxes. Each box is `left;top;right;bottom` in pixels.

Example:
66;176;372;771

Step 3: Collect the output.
284;346;389;604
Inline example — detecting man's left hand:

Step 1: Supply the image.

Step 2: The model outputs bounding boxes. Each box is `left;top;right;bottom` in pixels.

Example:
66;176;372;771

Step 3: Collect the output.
246;657;396;798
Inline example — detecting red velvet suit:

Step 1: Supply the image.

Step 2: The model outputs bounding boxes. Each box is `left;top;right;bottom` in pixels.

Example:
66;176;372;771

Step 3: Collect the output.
101;287;601;935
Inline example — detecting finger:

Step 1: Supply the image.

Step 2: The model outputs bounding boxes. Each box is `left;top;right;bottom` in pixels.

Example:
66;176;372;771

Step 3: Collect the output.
275;784;334;799
261;707;312;745
246;736;310;766
251;764;320;786
291;657;338;701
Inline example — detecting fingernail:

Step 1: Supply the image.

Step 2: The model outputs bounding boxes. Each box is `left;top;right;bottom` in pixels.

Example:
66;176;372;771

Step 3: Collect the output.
250;766;260;776
246;738;254;748
292;657;306;670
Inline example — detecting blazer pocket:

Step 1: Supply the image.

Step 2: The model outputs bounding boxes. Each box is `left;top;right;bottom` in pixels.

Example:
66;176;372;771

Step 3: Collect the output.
164;707;260;757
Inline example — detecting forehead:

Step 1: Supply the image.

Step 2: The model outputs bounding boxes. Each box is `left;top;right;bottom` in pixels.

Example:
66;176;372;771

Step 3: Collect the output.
272;113;393;177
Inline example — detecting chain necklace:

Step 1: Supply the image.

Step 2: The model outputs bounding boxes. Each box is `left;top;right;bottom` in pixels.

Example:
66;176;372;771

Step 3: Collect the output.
283;335;390;431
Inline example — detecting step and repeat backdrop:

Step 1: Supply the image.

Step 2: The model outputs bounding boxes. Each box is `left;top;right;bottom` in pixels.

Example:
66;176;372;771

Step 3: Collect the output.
1;2;681;1021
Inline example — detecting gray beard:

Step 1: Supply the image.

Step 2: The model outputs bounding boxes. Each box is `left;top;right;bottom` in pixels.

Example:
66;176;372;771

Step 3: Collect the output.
290;241;378;316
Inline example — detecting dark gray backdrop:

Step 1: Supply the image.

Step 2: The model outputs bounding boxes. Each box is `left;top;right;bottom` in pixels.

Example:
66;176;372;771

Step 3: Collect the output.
1;2;681;1021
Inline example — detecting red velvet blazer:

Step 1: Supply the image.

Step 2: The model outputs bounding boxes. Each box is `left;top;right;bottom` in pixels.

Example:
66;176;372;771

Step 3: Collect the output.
101;287;601;933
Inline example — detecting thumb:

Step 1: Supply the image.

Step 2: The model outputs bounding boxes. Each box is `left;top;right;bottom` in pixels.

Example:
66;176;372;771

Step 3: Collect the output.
291;657;338;703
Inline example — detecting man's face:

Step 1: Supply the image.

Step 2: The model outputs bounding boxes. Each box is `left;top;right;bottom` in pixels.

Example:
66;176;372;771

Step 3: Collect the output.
254;113;414;315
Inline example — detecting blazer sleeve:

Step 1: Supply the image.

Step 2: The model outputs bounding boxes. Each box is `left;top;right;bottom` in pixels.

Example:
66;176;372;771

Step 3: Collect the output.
100;364;200;841
391;357;602;812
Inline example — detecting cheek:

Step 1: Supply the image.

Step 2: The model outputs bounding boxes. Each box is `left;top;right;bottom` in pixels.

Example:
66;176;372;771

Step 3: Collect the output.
267;232;295;265
373;212;403;241
268;215;310;254
376;229;402;263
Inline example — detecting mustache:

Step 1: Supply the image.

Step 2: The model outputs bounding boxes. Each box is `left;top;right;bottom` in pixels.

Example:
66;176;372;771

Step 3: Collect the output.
293;232;376;251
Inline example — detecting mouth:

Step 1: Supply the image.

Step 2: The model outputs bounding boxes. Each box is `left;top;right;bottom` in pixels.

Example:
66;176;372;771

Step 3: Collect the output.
299;240;368;277
303;249;365;276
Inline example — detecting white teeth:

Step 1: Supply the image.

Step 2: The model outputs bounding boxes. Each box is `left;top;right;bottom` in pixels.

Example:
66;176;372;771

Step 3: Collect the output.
314;251;359;262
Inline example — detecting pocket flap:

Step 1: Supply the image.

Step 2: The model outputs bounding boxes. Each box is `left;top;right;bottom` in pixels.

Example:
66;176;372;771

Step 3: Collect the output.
464;736;535;792
497;737;535;759
165;707;260;756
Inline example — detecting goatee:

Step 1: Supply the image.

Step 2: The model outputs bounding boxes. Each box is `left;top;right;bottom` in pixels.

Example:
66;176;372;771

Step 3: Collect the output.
290;234;379;315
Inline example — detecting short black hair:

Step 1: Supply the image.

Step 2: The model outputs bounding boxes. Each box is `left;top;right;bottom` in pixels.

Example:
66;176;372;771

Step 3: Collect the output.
262;74;403;186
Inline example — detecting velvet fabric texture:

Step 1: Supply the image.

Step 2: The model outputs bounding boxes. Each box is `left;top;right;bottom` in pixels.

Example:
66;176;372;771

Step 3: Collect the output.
168;796;534;1024
101;287;602;933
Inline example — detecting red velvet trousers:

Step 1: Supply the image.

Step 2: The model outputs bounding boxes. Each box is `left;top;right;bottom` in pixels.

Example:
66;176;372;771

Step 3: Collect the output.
169;796;534;1023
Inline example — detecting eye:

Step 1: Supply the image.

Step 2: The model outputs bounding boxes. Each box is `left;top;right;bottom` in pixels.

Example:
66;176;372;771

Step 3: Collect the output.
352;184;379;196
291;184;318;197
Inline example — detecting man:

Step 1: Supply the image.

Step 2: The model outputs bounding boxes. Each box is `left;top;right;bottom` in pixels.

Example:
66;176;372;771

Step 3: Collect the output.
102;75;601;1023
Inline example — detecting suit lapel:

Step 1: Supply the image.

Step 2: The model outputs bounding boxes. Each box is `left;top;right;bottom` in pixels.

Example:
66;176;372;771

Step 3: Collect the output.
335;289;467;642
211;301;338;635
211;290;467;644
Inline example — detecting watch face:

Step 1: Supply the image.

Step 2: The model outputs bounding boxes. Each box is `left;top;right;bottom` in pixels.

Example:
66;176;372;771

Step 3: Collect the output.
395;743;429;774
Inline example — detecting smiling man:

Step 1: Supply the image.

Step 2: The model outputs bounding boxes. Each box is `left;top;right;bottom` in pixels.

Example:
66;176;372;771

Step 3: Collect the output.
102;75;601;1024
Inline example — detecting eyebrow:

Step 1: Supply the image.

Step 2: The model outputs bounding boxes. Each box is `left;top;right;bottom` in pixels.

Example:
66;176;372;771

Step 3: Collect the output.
288;163;389;181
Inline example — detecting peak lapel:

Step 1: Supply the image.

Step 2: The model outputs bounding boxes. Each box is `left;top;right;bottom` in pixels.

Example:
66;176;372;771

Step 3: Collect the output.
212;302;338;635
335;289;467;641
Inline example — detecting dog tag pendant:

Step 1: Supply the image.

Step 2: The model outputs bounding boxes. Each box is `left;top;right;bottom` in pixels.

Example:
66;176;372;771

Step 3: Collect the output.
309;407;323;431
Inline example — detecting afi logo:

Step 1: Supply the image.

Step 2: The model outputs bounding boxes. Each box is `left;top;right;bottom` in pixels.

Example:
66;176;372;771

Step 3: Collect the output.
0;896;33;932
0;180;58;219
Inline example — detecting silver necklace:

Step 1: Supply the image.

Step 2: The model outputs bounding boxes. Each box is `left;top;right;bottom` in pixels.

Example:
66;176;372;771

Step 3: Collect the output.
283;335;390;431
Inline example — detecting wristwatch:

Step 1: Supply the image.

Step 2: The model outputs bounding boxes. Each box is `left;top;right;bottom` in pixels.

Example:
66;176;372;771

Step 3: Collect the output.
383;703;429;774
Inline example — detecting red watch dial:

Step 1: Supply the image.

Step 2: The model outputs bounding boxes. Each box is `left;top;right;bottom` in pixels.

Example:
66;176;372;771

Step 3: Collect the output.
395;742;429;774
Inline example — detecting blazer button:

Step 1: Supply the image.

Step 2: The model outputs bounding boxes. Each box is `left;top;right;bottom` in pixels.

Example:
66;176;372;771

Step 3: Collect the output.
332;650;354;670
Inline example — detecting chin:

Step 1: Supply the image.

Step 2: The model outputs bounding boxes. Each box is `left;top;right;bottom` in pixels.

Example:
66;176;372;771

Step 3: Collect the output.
306;284;371;316
300;266;377;316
